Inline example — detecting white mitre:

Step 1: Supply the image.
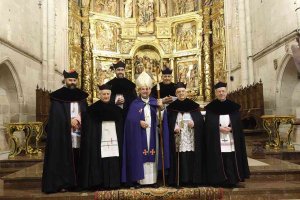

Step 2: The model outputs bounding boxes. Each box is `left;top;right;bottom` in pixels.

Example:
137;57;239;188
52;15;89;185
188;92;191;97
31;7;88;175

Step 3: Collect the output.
136;71;153;88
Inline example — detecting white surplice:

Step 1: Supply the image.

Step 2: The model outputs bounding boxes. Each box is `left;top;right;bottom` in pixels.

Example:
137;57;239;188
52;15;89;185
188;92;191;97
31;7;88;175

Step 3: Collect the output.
219;114;235;152
101;121;119;158
138;98;159;185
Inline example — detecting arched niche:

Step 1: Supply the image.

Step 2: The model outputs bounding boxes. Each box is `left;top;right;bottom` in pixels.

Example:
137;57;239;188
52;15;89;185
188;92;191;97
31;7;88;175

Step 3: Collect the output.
0;59;23;123
276;55;300;115
131;45;162;84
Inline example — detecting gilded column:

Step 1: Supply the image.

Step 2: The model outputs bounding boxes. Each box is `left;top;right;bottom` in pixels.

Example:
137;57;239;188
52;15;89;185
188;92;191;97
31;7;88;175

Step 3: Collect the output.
202;0;213;102
81;0;93;102
211;0;227;84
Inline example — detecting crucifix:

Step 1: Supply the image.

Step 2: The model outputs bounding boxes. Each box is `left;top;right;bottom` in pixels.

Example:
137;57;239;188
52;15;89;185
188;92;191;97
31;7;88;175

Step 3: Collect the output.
143;149;148;155
150;149;156;155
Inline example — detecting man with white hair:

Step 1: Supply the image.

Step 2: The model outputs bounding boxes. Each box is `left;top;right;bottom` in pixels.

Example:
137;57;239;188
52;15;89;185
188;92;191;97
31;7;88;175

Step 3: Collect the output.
167;82;205;187
79;83;123;190
121;72;170;188
205;82;250;188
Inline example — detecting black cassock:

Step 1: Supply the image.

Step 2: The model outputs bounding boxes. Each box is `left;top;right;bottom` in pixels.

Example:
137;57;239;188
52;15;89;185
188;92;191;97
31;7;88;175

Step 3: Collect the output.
79;100;123;190
42;87;88;193
106;77;137;117
205;99;250;186
151;82;176;98
167;98;205;186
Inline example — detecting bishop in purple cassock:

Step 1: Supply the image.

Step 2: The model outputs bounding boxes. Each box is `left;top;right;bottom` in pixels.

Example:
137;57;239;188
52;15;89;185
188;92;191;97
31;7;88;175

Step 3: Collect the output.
121;72;170;187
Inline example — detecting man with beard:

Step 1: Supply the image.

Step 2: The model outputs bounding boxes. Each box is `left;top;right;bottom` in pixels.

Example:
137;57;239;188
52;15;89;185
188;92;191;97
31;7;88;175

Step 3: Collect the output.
205;82;250;187
167;82;205;187
79;83;123;190
151;68;176;106
106;61;137;117
122;71;169;188
42;70;88;193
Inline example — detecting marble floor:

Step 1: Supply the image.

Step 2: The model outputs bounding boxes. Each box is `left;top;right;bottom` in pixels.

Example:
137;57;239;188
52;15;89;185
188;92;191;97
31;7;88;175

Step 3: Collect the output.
1;153;300;199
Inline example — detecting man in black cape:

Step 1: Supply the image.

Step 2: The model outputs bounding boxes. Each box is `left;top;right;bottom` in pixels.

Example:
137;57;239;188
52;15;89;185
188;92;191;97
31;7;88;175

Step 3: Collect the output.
106;61;137;117
79;84;123;190
42;70;88;193
151;68;176;105
205;82;250;187
167;82;205;186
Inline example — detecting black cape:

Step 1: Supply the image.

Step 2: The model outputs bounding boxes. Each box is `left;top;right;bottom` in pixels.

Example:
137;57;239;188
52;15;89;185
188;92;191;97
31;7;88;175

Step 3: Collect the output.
167;98;205;185
204;99;250;185
78;100;123;189
42;87;88;193
106;77;137;117
151;82;176;99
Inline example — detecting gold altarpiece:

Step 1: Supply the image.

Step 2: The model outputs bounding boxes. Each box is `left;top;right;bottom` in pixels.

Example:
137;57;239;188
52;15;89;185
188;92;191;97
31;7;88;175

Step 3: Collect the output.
68;0;226;103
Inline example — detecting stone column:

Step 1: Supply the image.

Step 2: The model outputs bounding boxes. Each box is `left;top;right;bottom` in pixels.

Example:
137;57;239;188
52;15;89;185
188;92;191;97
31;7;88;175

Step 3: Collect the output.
294;107;300;151
42;0;48;89
245;0;254;83
47;0;56;89
223;0;232;88
238;0;249;86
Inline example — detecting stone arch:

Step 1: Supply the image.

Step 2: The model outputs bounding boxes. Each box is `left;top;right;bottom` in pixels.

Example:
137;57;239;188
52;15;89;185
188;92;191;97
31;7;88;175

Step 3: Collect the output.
275;54;300;114
0;58;24;123
130;44;163;83
129;43;165;57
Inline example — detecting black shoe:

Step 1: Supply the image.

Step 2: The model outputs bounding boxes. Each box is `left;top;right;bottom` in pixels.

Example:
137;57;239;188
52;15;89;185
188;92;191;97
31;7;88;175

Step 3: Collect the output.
152;183;159;188
134;184;142;189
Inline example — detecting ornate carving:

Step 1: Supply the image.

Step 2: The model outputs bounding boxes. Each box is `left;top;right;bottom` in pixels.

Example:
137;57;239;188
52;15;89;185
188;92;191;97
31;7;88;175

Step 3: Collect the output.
133;50;160;84
261;115;295;150
124;0;133;18
6;122;43;157
91;20;119;52
173;0;197;15
93;0;118;16
159;0;167;17
213;49;226;82
93;57;117;99
68;0;82;86
175;56;199;100
138;0;155;33
82;0;93;102
159;39;172;54
175;21;197;51
202;2;213;101
73;0;226;103
120;40;135;54
211;0;226;83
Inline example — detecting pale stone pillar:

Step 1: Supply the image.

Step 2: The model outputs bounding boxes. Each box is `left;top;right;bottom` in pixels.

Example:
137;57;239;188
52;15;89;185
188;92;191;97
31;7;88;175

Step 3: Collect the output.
0;126;9;160
294;107;300;150
238;0;249;86
42;0;48;88
47;0;56;89
224;0;232;88
245;0;254;83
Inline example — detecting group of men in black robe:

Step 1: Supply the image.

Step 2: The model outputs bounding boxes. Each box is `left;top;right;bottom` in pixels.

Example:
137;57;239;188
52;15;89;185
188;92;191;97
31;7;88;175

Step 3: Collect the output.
42;61;250;194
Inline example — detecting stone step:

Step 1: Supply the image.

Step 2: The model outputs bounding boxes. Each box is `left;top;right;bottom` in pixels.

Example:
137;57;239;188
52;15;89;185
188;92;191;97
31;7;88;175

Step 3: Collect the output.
0;167;23;178
0;154;43;178
2;162;42;189
0;155;43;169
248;157;300;182
224;180;300;200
